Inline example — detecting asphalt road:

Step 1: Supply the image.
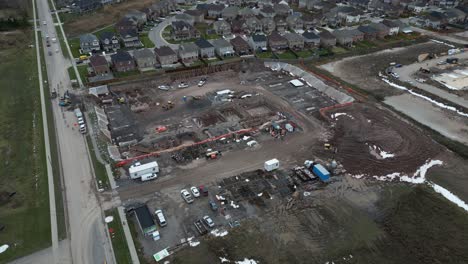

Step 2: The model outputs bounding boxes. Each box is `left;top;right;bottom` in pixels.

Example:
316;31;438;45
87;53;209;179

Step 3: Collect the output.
33;0;115;263
393;51;468;109
149;17;178;50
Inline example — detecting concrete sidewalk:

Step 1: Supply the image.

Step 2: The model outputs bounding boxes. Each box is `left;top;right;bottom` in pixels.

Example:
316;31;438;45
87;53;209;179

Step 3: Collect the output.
118;206;140;264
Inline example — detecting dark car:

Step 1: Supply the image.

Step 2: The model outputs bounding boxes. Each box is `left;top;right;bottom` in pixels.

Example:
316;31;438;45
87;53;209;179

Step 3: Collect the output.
209;200;218;211
199;185;208;196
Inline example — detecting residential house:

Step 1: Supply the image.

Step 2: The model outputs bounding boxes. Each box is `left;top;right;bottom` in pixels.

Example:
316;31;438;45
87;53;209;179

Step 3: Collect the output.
274;16;288;33
111;51;136;72
171;21;200;41
239;8;256;19
261;17;276;35
230;36;253;55
115;17;137;32
369;23;389;39
319;30;336;47
327;6;361;26
286;15;304;32
195;38;216;58
185;10;205;23
148;0;176;19
100;31;120;52
283;32;304;50
211;38;235;57
302;31;320;47
268;31;288;51
178;42;199;64
408;2;427;13
249;34;268;51
348;0;370;9
176;0;196;4
260;5;276;18
175;13;195;26
227;0;242;6
333;29;363;47
133;48;156;69
79;33;101;53
382;19;400;35
89;55;110;75
154;46;178;66
118;28;142;48
244;17;263;34
222;6;240;21
302;14;318;30
213;20;232;35
71;0;101;13
444;8;466;23
230;18;246;34
422;11;448;29
207;4;225;18
430;0;460;8
125;10;148;28
358;25;379;40
274;3;291;16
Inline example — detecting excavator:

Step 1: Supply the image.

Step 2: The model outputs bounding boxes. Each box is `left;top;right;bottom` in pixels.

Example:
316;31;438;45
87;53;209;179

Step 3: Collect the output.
162;101;174;110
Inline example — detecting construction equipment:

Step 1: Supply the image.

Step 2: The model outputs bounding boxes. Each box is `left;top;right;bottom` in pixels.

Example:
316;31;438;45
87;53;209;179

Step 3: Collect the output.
205;150;221;159
324;143;331;150
162;101;174;110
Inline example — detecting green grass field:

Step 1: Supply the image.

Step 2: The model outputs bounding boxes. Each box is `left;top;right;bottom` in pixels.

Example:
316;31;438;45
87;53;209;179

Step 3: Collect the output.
67;38;82;58
105;209;132;264
85;135;109;190
276;50;297;59
256;51;274;59
295;50;314;58
0;30;51;262
140;33;155;48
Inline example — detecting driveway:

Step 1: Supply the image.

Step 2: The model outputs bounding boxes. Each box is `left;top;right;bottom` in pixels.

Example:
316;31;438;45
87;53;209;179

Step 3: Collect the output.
149;17;179;50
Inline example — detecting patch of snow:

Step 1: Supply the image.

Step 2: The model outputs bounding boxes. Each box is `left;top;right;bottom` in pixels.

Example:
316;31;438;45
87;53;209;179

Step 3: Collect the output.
399;159;443;184
257;192;263;197
105;216;114;223
187;237;200;247
235;258;258;264
382;78;468;118
430;183;468;212
367;119;371;123
211;228;229;237
245;179;250;182
216;195;226;201
373;172;401;181
220;257;230;263
352;174;365;179
303;191;311;196
430;39;455;48
380;150;395;159
0;245;8;254
230;200;240;208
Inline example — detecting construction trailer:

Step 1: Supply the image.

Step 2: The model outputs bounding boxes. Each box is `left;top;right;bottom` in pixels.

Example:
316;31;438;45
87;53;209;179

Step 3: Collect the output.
129;161;159;180
312;164;330;182
135;205;157;236
264;159;280;171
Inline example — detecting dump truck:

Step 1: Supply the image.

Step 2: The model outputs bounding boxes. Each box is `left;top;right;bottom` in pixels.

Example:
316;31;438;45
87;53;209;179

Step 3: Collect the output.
312;164;330;182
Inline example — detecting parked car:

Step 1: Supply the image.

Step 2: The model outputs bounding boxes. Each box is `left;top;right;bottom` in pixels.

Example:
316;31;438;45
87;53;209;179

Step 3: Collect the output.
158;85;171;91
191;186;200;197
155;209;167;227
178;82;189;88
199;185;208;196
203;215;215;228
209;200;218;211
181;189;194;204
198;80;206;87
229;220;240;228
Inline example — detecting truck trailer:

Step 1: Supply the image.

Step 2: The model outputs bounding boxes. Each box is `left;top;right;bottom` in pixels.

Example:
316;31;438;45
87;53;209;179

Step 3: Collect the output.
129;161;159;180
312;164;330;182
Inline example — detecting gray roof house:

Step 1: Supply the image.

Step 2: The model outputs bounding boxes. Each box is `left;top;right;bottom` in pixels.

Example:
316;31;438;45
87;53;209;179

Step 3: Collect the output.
274;16;288;33
249;34;268;51
178;42;199;65
261;17;276;35
358;25;379;40
274;3;291;16
302;31;320;47
213;20;232;36
222;6;240;21
382;19;400;35
244;17;263;34
332;29;364;47
175;13;195;26
211;38;235;58
260;5;276;18
99;31;120;52
286;15;304;32
118;28;142;48
239;7;255;18
154;46;178;67
207;4;225;18
80;33;101;53
185;9;205;23
133;48;155;70
195;38;215;59
283;32;304;50
319;30;336;47
125;10;148;27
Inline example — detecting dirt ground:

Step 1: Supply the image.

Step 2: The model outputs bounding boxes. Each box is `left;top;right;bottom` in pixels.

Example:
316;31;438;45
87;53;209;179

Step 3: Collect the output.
63;0;154;36
320;42;450;98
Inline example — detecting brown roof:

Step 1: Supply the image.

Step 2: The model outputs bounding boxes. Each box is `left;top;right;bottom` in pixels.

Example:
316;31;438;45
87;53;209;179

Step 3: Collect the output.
89;55;108;67
268;31;287;42
154;46;176;56
230;36;250;48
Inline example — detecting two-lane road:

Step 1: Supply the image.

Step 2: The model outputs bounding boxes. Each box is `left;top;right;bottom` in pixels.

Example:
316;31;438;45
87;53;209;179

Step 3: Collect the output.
34;0;115;263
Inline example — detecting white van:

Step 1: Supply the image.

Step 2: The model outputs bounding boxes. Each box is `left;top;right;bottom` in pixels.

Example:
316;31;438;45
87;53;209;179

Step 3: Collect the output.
155;209;167;227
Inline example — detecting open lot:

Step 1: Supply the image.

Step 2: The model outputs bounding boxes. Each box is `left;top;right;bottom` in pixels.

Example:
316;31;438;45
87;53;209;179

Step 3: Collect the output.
88;60;468;263
0;30;51;262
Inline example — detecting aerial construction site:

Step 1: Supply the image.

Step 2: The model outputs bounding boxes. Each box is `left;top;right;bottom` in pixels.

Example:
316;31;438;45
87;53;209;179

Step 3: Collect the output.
83;53;468;263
